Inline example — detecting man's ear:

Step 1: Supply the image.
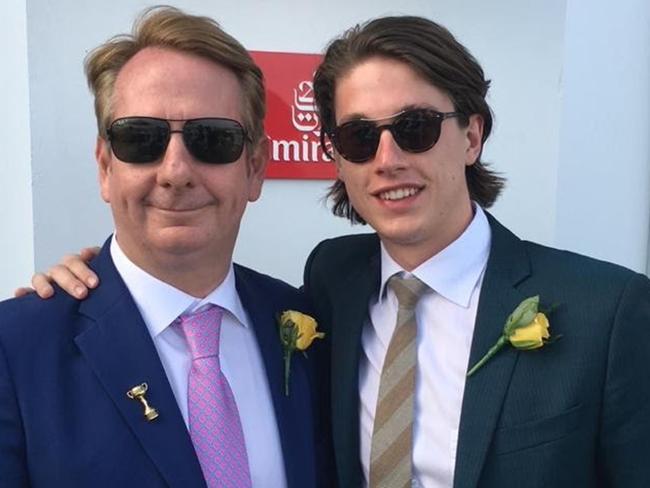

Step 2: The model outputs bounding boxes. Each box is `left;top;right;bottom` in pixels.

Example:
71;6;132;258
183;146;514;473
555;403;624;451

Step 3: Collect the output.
328;136;345;181
334;158;347;186
96;137;112;203
246;136;270;203
465;114;484;166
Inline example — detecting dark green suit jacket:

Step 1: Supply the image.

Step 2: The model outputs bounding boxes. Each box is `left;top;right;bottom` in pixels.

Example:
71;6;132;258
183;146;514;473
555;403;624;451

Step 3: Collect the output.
303;214;650;488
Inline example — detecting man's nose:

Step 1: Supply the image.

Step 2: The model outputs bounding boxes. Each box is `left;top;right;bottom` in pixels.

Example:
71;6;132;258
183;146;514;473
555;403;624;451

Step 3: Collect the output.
156;132;195;188
373;128;407;173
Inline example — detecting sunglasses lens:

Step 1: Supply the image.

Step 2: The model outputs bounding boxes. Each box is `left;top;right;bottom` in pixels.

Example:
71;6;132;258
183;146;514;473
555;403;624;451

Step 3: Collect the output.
183;118;246;164
108;118;169;163
333;121;379;163
393;110;441;153
331;109;447;163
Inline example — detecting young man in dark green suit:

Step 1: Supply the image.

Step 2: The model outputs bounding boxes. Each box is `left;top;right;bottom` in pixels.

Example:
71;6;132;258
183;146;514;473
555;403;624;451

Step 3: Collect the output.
302;16;650;488
22;15;650;488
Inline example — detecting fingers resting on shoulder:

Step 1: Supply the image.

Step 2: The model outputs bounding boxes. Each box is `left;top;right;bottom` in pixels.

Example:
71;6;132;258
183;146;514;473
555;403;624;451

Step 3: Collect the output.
14;246;101;299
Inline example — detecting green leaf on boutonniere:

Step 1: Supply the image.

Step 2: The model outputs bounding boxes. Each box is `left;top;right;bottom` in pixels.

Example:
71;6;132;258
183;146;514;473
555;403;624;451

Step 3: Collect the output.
467;296;559;377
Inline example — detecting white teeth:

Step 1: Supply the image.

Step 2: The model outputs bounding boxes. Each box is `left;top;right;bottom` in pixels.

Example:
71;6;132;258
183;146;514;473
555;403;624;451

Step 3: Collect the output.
379;187;419;201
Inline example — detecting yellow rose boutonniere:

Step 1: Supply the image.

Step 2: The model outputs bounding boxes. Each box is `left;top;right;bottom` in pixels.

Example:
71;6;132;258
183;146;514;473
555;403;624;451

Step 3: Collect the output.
467;296;558;377
278;310;324;395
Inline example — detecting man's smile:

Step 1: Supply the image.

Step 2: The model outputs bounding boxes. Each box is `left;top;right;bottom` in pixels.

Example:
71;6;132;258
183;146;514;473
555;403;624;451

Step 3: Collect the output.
376;186;423;201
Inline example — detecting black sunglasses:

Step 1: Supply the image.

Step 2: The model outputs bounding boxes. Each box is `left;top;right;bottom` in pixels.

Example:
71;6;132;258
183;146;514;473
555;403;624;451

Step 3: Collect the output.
328;108;464;163
106;116;250;164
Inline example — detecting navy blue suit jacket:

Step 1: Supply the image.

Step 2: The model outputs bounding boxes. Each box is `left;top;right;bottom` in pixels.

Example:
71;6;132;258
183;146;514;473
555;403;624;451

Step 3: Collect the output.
0;241;323;487
304;214;650;488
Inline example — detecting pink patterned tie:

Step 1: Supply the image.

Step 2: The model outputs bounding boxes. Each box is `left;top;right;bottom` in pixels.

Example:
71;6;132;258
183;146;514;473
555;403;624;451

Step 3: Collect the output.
177;306;252;488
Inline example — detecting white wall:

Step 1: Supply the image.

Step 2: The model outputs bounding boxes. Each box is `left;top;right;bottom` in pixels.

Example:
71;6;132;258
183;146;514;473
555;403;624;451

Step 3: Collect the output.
555;0;650;272
0;0;34;299
2;0;648;298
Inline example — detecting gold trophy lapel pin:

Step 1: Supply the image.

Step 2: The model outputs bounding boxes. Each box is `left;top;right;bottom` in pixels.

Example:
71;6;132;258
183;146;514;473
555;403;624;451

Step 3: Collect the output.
126;383;159;422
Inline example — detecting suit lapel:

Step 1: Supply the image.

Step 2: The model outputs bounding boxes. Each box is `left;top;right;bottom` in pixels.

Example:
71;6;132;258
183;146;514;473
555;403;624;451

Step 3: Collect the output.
234;266;314;488
75;244;206;488
453;215;531;488
330;240;381;487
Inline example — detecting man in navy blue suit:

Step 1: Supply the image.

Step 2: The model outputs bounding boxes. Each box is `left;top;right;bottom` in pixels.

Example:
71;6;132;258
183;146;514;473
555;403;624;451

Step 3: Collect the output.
0;7;324;487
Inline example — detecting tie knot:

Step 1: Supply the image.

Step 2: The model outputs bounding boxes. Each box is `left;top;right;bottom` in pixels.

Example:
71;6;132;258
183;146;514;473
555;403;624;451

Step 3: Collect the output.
177;305;223;359
388;275;429;310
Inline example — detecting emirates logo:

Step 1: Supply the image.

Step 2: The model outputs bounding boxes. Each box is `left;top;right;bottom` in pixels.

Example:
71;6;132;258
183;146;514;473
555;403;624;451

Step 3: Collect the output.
291;81;320;132
251;51;336;180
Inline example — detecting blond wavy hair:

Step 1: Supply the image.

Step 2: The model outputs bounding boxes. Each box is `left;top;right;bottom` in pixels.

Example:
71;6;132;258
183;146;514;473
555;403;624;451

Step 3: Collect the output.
85;5;265;150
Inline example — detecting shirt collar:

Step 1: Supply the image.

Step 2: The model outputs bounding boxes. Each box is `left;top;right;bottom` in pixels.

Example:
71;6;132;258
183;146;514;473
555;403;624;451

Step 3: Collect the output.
378;204;491;307
110;235;248;338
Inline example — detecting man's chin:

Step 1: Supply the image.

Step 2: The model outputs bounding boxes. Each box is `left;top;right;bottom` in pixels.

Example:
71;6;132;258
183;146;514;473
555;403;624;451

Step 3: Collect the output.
152;238;210;256
372;219;424;245
144;228;215;255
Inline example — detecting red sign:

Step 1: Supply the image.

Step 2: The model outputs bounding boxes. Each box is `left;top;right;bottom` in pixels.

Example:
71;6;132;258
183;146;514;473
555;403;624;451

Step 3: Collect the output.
250;51;336;180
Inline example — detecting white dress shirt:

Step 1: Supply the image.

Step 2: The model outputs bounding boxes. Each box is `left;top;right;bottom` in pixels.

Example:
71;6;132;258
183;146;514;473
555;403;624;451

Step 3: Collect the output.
359;206;491;488
110;236;287;488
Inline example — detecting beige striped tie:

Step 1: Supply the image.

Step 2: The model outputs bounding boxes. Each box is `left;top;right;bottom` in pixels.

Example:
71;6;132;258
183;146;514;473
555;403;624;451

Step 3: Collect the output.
369;274;429;488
